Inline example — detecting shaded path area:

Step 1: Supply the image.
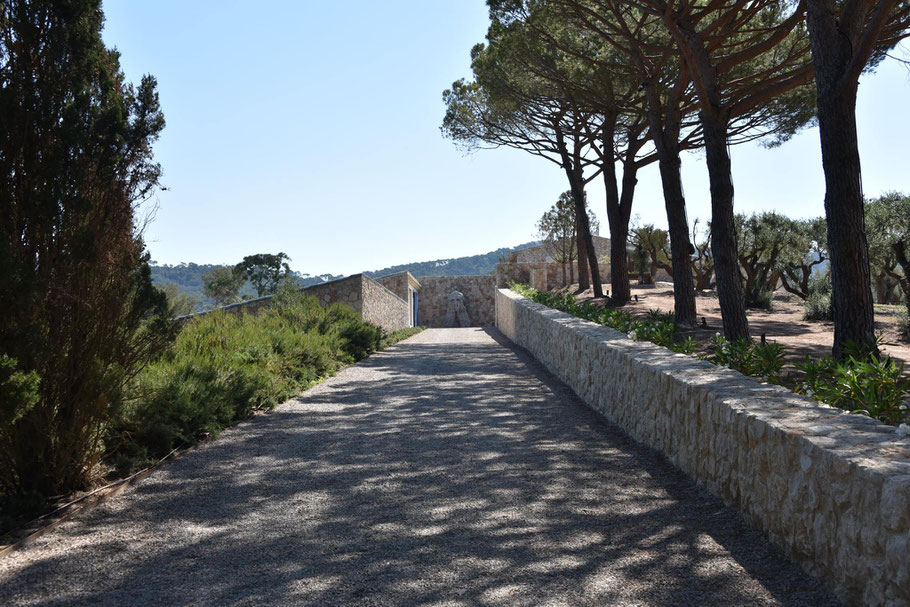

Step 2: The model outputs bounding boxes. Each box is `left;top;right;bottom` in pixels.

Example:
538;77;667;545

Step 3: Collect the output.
0;328;837;606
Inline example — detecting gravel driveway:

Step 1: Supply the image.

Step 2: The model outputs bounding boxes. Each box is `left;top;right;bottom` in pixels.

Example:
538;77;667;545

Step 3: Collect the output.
0;328;837;606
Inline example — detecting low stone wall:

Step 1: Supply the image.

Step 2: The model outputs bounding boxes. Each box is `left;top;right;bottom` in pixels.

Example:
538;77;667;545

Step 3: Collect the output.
495;288;910;606
361;274;410;332
416;275;495;327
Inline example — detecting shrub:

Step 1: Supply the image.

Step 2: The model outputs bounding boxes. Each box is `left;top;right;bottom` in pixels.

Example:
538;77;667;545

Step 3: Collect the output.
744;287;774;311
899;308;910;341
706;335;785;383
111;293;391;466
509;283;694;354
803;274;834;321
796;343;910;426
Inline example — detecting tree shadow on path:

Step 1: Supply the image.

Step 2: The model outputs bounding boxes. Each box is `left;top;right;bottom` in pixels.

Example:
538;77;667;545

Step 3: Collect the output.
0;328;839;606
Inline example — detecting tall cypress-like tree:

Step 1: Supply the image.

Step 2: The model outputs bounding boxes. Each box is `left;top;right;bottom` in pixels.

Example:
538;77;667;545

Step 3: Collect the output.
0;1;170;497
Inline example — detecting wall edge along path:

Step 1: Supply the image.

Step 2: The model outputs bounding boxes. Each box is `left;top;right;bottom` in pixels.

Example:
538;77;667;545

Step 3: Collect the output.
495;288;910;606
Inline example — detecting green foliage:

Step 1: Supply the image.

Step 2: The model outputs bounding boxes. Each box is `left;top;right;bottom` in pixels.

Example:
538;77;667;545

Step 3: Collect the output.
629;223;672;279
508;283;695;354
538;192;585;265
0;356;41;429
160;283;200;316
112;292;407;469
736;212;807;309
511;282;909;426
234;253;293;297
744;288;774;311
779;217;827;299
0;0;173;498
803;273;834;321
898;310;910;341
202;267;245;306
706;335;785;383
796;343;910;426
866;193;910;306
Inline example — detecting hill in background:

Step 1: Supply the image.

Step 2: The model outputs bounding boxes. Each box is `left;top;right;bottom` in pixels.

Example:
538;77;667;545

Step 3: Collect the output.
365;241;538;279
151;241;539;310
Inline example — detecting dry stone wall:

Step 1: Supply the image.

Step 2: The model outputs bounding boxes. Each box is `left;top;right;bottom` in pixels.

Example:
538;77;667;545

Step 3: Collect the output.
175;274;409;333
416;276;495;327
361;274;410;332
304;275;365;314
496;262;611;290
496;288;910;606
375;273;410;301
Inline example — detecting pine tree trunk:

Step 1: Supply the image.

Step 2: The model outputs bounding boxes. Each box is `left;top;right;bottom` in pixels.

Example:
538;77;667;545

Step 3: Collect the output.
656;151;697;326
566;170;601;297
817;90;876;353
604;159;634;305
575;214;589;290
701;111;750;340
805;0;881;356
644;78;697;326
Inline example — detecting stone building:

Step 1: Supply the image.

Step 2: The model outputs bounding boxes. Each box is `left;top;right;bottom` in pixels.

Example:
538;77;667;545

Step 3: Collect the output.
496;235;612;290
189;271;497;332
496;235;672;291
375;272;495;328
510;235;612;264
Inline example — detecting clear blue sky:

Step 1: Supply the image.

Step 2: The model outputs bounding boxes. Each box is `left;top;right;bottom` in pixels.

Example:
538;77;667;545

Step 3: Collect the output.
102;1;910;276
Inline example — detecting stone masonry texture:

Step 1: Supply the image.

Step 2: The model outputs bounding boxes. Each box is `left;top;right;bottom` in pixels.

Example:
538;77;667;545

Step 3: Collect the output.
360;274;410;332
416;275;495;327
303;275;365;315
0;329;837;606
496;288;910;606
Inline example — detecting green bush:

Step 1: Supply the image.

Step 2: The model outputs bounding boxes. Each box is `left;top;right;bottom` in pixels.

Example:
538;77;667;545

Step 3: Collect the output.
899;308;910;341
509;283;910;428
705;335;785;383
111;292;391;465
744;287;774;311
796;342;910;426
508;283;694;354
803;274;834;321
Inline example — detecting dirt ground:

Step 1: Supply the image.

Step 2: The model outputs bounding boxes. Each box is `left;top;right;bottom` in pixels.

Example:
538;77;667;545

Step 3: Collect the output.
573;282;910;370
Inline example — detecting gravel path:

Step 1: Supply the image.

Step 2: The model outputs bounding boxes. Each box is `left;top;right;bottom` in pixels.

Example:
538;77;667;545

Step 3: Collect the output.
0;328;837;606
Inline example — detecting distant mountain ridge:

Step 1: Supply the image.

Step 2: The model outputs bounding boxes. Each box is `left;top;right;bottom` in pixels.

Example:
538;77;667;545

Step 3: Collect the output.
150;241;540;308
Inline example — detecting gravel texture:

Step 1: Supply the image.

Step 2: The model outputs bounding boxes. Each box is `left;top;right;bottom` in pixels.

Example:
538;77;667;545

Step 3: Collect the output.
0;328;838;606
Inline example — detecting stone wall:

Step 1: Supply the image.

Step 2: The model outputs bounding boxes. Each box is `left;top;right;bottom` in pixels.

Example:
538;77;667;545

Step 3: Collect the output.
375;273;410;301
304;275;365;314
496;261;611;290
174;274;409;333
495;288;910;606
496;261;673;292
361;274;410;332
416;275;495;327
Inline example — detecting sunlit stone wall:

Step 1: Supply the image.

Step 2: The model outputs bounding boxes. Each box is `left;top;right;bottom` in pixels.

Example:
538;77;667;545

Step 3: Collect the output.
416;276;495;327
495;288;910;606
